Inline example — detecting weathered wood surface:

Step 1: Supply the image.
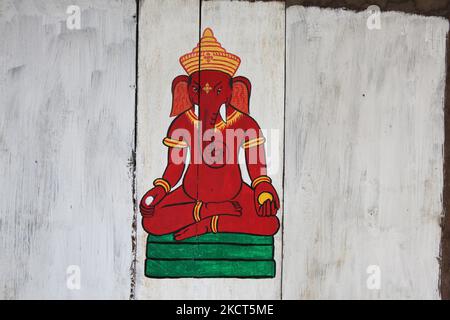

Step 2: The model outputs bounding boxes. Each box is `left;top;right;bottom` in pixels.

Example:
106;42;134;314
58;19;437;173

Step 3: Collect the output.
1;0;449;300
283;6;448;299
136;0;285;299
0;0;136;299
136;0;200;300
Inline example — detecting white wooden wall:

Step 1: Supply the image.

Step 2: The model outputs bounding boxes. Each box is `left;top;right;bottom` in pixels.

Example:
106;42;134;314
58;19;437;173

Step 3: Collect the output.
136;0;285;300
0;0;135;299
136;0;200;300
0;0;448;300
284;7;448;299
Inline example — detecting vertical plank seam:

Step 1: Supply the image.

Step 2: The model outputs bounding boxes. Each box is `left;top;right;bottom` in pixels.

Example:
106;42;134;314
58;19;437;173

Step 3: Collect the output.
129;0;140;300
198;0;202;200
196;0;202;249
280;0;287;301
441;32;450;300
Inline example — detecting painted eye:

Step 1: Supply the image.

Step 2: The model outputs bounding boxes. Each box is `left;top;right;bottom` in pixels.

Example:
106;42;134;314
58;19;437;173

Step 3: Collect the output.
193;87;199;92
217;88;222;94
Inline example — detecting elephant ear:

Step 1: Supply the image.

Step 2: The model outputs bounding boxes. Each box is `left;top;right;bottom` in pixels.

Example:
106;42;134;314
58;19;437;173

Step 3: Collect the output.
230;76;251;114
170;75;192;117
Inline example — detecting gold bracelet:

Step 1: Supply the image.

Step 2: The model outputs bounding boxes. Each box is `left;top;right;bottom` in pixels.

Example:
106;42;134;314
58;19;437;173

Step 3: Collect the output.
211;216;219;233
162;137;188;149
193;201;202;222
153;178;171;193
251;175;272;189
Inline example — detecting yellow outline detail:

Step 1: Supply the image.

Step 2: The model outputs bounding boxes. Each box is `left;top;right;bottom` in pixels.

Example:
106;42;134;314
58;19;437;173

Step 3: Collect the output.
242;137;265;149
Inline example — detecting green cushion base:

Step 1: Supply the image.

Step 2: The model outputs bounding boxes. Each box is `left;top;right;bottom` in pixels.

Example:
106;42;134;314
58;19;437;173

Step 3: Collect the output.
145;259;275;278
145;233;276;278
147;233;274;245
147;243;273;260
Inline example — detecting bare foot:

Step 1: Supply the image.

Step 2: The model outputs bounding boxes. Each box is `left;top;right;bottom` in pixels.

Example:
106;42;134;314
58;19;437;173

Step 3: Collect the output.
201;201;242;218
174;219;210;240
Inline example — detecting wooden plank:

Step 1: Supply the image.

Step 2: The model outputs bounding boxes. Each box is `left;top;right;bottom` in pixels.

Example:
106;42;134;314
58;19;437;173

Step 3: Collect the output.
0;0;136;299
136;0;284;299
283;6;448;299
200;0;285;300
135;0;200;300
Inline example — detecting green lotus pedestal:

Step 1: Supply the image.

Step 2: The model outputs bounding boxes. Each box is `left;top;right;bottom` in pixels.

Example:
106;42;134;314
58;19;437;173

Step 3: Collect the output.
145;233;275;278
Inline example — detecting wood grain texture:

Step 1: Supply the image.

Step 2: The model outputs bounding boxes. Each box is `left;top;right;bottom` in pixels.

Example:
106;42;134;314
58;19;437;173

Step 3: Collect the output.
2;0;447;300
136;0;284;299
135;0;200;300
283;6;448;299
0;0;136;299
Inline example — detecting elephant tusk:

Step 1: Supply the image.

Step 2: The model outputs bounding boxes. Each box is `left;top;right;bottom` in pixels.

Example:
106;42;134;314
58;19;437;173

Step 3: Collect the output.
194;104;199;118
218;104;227;123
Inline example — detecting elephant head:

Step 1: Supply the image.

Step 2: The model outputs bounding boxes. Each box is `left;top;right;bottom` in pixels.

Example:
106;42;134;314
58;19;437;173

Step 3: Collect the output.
170;70;251;125
170;70;251;165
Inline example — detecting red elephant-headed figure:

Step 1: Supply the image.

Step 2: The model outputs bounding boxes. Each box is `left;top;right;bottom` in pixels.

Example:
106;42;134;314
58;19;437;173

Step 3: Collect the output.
140;28;280;240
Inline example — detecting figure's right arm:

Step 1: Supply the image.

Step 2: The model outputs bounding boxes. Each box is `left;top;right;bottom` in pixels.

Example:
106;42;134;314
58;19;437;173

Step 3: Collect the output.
140;116;189;215
160;118;189;188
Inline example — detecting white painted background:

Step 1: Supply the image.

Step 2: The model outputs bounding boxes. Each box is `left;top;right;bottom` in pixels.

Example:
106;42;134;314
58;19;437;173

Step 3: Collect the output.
284;7;447;299
0;0;135;299
136;0;200;299
0;0;447;299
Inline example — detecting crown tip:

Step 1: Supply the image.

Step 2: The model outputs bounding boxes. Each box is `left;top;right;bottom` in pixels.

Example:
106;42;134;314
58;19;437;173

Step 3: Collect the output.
203;27;214;37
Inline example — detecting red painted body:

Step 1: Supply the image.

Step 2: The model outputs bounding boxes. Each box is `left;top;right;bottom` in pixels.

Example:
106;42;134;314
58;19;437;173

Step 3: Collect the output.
140;70;280;240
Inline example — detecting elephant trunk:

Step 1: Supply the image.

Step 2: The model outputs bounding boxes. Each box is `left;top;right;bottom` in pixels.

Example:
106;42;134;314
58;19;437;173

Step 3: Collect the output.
199;104;223;166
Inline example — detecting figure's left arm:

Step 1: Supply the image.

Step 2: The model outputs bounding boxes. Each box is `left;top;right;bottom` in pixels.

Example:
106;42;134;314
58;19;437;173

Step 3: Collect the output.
243;118;280;217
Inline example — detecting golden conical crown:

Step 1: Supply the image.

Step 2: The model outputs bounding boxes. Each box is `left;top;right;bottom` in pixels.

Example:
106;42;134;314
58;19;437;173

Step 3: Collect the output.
179;28;241;76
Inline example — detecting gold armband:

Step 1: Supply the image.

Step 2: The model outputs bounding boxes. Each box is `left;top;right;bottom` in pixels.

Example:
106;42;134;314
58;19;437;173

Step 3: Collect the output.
251;175;272;189
242;137;265;149
193;201;202;222
162;137;188;148
153;178;171;193
211;216;219;233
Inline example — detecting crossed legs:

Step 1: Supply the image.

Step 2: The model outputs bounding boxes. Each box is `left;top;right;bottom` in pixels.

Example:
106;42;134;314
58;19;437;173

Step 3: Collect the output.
142;184;280;240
